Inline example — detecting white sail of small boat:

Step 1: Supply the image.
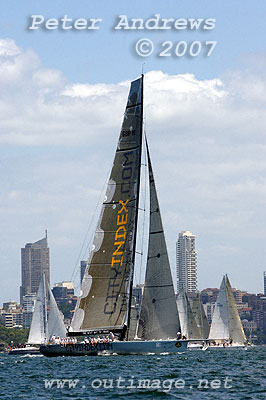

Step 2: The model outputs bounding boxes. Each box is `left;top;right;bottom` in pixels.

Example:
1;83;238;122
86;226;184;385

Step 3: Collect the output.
191;293;210;340
47;283;67;340
208;275;246;348
28;273;48;344
40;75;187;356
28;273;66;344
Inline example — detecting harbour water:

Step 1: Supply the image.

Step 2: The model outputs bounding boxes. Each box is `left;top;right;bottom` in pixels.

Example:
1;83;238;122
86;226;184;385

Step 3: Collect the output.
1;346;265;399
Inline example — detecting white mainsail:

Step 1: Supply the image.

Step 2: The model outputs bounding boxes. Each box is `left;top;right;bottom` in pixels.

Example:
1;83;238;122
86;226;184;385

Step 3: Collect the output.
209;275;246;345
28;274;48;344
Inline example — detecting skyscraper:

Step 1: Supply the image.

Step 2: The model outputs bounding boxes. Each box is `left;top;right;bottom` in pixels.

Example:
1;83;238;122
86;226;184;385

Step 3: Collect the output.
20;232;50;304
176;230;197;294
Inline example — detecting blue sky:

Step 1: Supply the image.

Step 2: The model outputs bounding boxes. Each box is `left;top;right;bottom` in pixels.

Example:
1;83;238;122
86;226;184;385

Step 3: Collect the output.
1;1;266;305
1;1;266;83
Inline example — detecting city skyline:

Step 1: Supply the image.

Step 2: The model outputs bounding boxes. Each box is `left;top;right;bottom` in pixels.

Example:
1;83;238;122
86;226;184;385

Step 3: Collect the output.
0;226;265;306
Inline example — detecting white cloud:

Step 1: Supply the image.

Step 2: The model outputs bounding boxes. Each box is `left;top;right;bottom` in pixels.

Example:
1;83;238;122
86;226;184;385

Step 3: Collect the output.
0;38;21;56
0;38;266;303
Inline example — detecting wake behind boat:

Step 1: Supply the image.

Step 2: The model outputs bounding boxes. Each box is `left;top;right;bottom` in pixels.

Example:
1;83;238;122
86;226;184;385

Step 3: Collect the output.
8;345;40;356
40;75;187;357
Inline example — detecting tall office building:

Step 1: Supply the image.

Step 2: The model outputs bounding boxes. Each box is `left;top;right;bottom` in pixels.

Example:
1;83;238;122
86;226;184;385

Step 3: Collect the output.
264;271;266;296
20;232;50;304
176;230;198;294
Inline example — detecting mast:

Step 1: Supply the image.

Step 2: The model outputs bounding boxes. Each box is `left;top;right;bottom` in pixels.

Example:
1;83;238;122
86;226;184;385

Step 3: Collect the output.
126;74;144;340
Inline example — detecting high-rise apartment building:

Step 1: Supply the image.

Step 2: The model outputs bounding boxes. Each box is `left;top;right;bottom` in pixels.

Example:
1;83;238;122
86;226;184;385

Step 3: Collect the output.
176;230;197;294
20;232;50;304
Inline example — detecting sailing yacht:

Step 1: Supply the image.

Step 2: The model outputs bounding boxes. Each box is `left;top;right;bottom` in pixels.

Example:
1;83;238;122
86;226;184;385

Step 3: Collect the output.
177;290;209;349
207;275;246;349
9;273;66;355
40;75;187;356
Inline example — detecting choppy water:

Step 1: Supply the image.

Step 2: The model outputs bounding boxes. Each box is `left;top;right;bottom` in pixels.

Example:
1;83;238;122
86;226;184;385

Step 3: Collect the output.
0;346;265;399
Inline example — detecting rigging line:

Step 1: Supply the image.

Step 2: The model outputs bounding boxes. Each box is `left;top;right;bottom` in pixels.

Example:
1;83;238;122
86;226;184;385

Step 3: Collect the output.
69;164;112;285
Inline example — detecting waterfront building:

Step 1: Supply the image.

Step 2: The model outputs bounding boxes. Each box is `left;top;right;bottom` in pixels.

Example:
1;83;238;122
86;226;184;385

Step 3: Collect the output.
176;231;197;293
52;281;74;300
20;232;50;304
52;281;76;323
1;302;23;328
264;271;266;296
22;294;36;312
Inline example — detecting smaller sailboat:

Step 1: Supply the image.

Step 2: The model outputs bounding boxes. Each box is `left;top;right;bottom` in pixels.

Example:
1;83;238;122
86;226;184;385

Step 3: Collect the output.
207;275;246;349
177;290;209;349
9;273;66;355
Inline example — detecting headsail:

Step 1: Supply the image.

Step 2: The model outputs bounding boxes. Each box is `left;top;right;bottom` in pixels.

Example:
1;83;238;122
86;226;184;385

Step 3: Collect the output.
28;273;47;344
137;141;180;340
71;77;143;336
47;283;67;339
225;275;246;345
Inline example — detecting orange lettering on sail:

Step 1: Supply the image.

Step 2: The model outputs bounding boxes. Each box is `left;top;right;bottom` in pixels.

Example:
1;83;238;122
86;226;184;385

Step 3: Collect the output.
111;199;129;267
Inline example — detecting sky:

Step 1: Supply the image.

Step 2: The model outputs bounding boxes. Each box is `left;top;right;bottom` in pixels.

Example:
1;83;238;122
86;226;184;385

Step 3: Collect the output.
1;1;266;305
